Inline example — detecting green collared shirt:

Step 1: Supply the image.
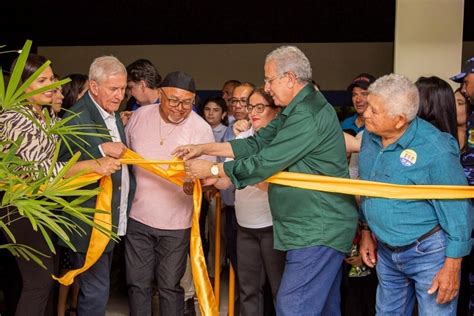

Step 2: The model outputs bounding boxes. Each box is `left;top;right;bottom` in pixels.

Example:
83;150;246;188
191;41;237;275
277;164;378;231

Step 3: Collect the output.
223;84;358;252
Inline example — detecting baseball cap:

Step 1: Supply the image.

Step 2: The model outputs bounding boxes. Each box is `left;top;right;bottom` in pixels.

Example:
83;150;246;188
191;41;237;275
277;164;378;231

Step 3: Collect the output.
450;57;474;83
347;73;376;91
160;71;196;93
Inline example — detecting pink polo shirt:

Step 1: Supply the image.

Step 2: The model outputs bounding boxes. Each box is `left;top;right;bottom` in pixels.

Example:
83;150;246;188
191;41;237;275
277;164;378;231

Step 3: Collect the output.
125;104;215;230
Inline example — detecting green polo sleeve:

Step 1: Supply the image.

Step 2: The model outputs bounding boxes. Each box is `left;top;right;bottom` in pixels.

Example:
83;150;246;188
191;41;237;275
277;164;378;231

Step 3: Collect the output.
229;115;282;159
223;107;326;189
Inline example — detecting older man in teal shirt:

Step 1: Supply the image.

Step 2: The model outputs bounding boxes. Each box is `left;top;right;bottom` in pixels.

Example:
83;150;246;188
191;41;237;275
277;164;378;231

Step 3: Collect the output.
359;74;472;316
174;46;358;315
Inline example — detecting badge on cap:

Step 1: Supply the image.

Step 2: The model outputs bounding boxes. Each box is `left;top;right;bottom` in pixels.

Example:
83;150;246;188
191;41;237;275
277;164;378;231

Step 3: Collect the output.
400;149;417;167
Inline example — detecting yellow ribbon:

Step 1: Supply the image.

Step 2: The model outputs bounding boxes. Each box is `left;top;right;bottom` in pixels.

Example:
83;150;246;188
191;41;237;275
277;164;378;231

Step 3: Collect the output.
52;176;112;284
54;150;218;316
267;171;474;199
53;150;474;316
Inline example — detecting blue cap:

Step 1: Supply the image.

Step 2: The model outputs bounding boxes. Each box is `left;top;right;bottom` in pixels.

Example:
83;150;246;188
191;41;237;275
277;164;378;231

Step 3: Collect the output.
450;57;474;83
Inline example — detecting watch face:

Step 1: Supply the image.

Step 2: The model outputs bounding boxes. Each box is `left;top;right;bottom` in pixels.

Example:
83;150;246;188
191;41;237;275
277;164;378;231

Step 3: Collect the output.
211;165;219;176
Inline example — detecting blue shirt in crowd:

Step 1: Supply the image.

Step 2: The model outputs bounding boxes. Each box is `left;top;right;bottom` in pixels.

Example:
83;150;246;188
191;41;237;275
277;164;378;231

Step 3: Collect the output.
341;113;364;135
219;122;237;206
359;117;472;258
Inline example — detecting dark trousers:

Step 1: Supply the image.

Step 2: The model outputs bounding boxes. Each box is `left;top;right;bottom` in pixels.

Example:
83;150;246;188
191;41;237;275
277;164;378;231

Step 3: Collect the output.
2;211;55;316
199;195;210;259
71;251;114;316
223;205;238;271
223;205;240;314
0;234;21;316
457;251;473;316
341;265;377;316
237;225;286;316
125;218;190;316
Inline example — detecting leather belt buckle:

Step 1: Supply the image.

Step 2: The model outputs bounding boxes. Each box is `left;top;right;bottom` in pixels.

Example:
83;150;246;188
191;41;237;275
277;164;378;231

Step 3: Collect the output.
382;225;441;253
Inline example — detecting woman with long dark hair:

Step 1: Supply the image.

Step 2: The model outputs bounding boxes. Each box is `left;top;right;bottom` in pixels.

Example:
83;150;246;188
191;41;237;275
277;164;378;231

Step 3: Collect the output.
415;76;458;139
0;54;120;316
455;88;469;151
59;74;88;117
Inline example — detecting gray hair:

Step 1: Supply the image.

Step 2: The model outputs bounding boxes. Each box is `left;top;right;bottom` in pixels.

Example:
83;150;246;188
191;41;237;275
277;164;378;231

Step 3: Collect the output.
265;46;312;84
368;74;419;121
89;56;126;83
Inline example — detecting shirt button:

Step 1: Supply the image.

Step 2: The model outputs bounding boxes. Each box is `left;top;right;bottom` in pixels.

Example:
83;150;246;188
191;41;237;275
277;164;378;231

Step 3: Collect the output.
118;186;121;190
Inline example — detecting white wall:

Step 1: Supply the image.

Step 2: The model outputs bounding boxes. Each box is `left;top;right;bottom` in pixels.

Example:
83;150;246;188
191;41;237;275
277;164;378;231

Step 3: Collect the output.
39;40;474;90
39;43;394;90
394;0;464;87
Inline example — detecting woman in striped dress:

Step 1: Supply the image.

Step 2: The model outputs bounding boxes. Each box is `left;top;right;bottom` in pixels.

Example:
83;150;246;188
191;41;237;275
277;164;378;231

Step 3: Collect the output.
0;54;121;316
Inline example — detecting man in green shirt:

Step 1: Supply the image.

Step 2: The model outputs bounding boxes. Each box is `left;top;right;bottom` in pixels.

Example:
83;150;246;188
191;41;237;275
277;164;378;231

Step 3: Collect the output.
174;46;358;315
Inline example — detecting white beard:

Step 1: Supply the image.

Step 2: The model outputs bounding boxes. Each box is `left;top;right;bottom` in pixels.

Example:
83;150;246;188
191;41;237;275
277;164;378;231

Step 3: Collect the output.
168;114;186;124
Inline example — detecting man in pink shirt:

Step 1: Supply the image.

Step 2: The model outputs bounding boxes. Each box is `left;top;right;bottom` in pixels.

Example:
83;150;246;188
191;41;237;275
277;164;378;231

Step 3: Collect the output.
124;71;215;316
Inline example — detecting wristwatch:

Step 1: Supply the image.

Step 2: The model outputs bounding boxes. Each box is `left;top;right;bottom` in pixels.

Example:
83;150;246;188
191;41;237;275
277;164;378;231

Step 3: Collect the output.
210;164;219;177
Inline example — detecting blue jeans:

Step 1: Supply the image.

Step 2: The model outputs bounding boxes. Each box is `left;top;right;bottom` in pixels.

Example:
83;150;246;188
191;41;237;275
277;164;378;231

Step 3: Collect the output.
276;245;344;316
376;230;458;315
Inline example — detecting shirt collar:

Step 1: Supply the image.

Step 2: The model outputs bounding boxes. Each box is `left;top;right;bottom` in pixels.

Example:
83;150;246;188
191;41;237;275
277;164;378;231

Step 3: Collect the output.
89;91;115;120
394;117;418;148
281;83;315;117
213;123;227;132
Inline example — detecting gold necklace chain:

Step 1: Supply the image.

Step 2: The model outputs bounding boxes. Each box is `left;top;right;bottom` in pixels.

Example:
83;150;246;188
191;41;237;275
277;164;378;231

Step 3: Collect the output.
158;111;178;145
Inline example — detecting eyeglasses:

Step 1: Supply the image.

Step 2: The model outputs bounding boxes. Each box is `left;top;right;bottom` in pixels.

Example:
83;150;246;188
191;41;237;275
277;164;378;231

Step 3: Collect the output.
230;98;248;107
246;103;269;113
160;89;194;109
264;72;288;85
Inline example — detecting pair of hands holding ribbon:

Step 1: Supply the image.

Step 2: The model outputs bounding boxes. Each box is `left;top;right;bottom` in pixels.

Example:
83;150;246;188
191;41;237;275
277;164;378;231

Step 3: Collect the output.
174;144;222;196
173;144;219;181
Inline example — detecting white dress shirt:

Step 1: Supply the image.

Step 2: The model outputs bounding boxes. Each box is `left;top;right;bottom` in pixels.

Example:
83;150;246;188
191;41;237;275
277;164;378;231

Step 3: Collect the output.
90;92;130;236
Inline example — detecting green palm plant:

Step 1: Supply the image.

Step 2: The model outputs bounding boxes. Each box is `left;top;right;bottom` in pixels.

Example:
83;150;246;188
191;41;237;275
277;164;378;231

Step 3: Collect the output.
0;40;117;268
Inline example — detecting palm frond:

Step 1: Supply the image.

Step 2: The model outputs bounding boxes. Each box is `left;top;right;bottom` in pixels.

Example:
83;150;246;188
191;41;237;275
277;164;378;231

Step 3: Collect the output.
0;40;120;265
0;243;49;269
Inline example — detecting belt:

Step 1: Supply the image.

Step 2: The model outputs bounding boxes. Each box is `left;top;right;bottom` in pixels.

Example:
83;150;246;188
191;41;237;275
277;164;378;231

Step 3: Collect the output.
381;225;441;253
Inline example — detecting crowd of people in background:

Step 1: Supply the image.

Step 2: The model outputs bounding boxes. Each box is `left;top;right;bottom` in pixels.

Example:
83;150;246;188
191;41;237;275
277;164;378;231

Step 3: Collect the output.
0;46;473;316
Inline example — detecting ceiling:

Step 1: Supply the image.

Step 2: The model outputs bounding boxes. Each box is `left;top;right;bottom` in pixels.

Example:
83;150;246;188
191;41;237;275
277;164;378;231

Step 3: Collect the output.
1;0;472;72
4;0;472;48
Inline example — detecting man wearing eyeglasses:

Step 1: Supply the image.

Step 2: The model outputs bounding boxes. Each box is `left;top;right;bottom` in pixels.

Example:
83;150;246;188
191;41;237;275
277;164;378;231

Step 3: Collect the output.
219;82;255;314
174;46;358;315
221;79;241;124
223;82;255;140
124;71;215;315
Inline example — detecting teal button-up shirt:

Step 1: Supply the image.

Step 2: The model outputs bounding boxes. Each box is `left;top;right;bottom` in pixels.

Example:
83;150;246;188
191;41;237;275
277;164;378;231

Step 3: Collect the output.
223;84;358;252
359;118;472;258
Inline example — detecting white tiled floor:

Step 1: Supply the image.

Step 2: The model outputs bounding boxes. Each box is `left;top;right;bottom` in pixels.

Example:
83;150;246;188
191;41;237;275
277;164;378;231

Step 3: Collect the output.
106;267;231;316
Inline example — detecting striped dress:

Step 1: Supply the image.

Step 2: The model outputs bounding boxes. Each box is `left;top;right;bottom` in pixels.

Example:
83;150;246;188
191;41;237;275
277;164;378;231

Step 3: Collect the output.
0;107;65;177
